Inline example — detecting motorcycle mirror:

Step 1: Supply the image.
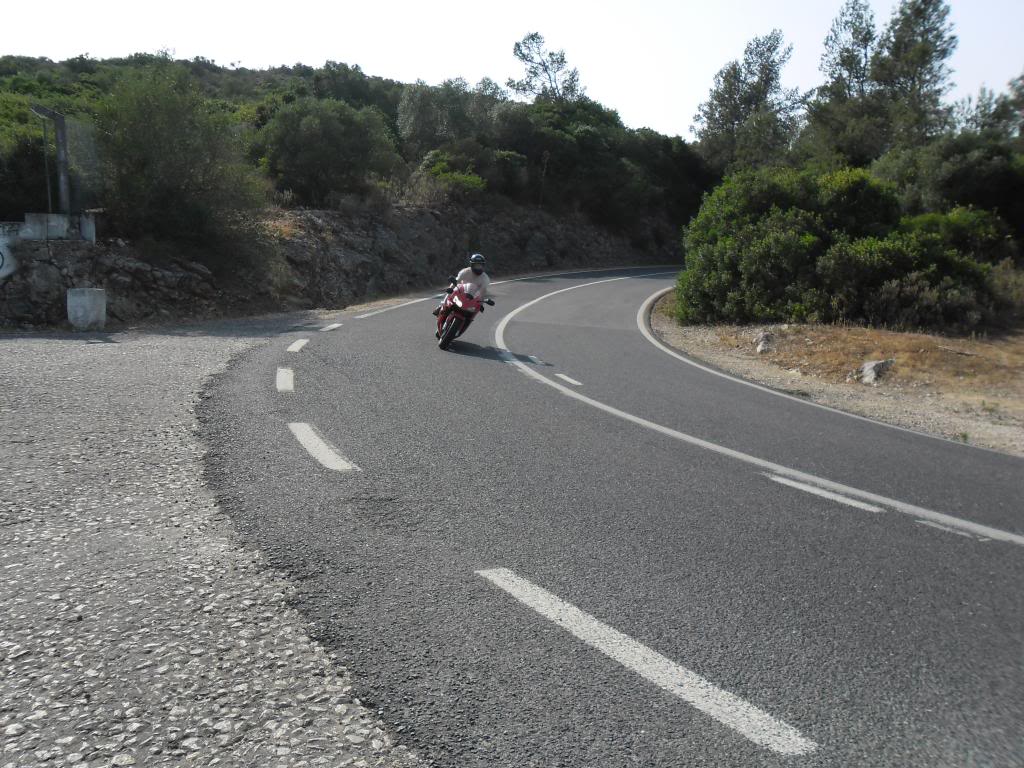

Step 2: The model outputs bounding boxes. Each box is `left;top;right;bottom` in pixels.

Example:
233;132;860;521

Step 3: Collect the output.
486;299;495;306
447;275;457;285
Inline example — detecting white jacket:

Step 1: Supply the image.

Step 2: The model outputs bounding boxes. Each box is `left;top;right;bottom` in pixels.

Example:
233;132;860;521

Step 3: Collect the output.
455;267;491;301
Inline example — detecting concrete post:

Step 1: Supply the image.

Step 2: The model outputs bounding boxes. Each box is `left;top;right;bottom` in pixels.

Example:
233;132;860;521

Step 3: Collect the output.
67;288;106;331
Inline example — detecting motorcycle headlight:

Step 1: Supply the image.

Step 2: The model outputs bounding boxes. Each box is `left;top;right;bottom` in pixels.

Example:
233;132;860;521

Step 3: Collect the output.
453;296;463;308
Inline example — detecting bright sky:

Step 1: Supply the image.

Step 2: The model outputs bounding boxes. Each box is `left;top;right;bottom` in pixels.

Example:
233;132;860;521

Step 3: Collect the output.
8;0;1023;138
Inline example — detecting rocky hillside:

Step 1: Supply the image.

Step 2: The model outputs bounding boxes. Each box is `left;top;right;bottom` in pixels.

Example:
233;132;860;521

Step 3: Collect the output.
0;200;675;328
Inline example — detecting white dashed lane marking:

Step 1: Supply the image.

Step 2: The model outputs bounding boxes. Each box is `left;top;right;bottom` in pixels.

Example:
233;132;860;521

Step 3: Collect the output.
554;373;582;386
287;338;309;352
276;368;294;393
287;423;360;472
476;568;817;756
321;323;342;332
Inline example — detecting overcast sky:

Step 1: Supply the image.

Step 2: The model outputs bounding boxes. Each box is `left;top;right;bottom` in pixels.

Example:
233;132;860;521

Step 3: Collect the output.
7;0;1023;137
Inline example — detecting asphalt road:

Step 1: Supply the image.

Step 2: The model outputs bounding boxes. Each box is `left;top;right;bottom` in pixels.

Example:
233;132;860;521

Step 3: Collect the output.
201;267;1024;767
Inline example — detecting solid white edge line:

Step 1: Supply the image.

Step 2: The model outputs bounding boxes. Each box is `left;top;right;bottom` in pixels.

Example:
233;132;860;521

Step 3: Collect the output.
554;373;583;386
915;519;978;539
495;276;1024;549
276;367;294;393
637;287;1012;456
351;266;677;319
287;338;309;353
476;568;817;756
766;474;883;513
287;423;360;472
354;296;439;319
320;322;342;331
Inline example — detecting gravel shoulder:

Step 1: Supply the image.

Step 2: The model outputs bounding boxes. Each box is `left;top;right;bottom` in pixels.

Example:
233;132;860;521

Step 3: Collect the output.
651;294;1024;458
0;316;421;768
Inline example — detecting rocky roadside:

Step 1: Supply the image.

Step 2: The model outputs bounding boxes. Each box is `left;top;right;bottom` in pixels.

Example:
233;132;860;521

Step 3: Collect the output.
0;315;422;768
650;297;1024;458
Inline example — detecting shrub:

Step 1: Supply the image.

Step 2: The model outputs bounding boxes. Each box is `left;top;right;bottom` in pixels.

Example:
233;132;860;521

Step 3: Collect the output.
899;207;1018;264
677;165;1001;330
260;97;402;206
818;231;993;329
97;62;263;243
410;150;486;202
816;167;900;238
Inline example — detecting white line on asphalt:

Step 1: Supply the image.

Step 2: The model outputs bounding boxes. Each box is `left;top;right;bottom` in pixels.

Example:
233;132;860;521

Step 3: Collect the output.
555;373;583;386
351;266;676;319
354;296;439;319
915;519;981;539
476;567;817;756
636;287;1008;456
494;277;1024;549
287;338;309;352
320;322;342;332
276;367;294;393
287;423;360;472
766;474;883;513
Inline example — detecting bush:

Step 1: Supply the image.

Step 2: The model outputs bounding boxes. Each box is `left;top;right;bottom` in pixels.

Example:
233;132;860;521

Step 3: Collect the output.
677;165;1001;330
816;167;900;238
817;231;993;328
97;62;263;243
260;97;402;206
899;207;1018;264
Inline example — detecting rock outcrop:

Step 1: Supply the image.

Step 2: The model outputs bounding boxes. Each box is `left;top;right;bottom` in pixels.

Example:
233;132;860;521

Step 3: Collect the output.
0;200;675;328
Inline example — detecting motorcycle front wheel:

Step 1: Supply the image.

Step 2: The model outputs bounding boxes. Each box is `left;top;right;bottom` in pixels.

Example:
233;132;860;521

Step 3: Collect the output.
438;316;460;350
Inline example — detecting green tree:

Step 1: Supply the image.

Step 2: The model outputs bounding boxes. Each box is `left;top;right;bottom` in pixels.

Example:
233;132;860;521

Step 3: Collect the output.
261;97;401;206
821;0;876;100
506;32;585;102
97;61;262;241
870;0;957;147
693;30;801;173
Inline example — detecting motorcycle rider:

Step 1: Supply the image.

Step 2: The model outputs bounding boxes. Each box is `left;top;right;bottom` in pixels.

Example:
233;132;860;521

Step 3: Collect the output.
432;253;491;316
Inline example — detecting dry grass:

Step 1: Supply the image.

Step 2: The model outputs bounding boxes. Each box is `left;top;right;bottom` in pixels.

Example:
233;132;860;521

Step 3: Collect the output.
652;293;1024;454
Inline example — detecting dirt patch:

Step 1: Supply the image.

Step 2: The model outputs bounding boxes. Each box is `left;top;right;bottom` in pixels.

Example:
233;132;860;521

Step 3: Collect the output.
651;292;1024;458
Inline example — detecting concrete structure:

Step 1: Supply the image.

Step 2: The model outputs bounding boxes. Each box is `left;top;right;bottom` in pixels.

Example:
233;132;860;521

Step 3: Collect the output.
66;287;106;330
0;213;97;280
0;223;19;280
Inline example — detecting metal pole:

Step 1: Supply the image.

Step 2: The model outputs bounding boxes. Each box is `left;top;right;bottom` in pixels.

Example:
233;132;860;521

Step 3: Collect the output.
53;114;70;214
30;104;70;214
41;118;53;215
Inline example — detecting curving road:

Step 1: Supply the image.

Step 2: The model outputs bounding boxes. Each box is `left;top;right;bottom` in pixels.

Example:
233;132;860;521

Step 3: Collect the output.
202;267;1024;767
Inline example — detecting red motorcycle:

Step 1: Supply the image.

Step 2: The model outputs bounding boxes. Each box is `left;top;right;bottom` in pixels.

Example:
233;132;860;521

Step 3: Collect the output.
436;277;495;350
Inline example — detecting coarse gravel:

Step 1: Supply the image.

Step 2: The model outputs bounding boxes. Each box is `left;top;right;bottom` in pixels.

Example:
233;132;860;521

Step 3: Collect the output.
0;316;422;768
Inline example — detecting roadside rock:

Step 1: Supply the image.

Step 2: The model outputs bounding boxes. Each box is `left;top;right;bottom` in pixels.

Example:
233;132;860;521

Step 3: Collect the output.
753;330;774;354
857;358;895;385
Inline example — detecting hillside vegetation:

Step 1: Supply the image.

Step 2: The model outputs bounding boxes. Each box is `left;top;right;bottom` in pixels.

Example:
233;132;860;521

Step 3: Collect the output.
0;38;710;261
2;2;1022;333
679;0;1024;331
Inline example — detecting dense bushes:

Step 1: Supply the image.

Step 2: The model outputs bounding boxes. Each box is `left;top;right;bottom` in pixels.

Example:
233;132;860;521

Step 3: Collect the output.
0;53;711;248
97;64;263;244
259;97;402;205
677;166;1011;330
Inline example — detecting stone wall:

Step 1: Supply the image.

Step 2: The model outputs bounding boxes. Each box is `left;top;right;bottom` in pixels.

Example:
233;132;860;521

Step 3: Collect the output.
0;201;678;327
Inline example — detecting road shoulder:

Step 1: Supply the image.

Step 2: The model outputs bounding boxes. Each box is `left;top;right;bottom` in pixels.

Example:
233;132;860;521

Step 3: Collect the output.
0;316;419;767
650;294;1024;458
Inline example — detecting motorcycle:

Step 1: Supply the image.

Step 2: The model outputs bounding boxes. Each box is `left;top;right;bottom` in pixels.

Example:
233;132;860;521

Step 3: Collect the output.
436;276;495;350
